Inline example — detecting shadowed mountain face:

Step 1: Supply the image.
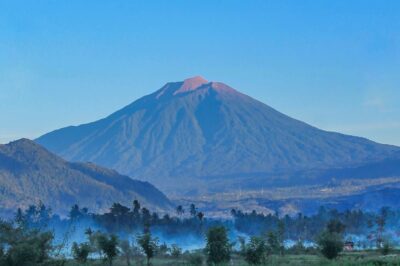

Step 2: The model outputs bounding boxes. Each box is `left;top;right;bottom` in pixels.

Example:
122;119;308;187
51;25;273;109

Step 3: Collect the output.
36;76;400;194
0;139;172;216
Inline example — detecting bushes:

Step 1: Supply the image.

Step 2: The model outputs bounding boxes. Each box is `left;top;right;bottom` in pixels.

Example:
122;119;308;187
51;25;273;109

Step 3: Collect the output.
97;234;119;266
171;244;182;258
0;220;54;266
381;241;390;256
188;253;203;265
243;236;267;265
72;242;91;263
317;231;344;260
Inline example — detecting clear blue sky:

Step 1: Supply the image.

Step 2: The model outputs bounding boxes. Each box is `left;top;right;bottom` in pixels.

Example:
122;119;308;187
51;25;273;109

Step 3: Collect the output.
1;1;399;145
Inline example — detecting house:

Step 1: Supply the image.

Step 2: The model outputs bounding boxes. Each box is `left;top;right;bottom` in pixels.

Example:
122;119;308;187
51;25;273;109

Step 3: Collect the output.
344;241;355;251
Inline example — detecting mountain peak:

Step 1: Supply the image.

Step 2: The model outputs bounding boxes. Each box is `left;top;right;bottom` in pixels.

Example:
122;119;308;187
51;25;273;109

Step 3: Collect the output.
175;76;209;94
4;138;43;151
155;76;238;98
1;138;64;165
184;75;208;86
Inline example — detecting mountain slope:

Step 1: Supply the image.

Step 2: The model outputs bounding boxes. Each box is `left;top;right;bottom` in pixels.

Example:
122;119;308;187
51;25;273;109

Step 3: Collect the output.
0;139;172;216
36;76;400;194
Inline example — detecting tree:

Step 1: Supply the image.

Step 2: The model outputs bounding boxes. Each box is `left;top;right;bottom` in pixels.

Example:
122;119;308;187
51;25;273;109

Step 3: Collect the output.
137;232;158;266
110;203;130;231
243;236;267;265
110;203;130;217
158;242;169;256
133;200;141;217
0;219;54;266
266;231;279;255
171;244;182;258
376;207;389;249
317;219;345;260
197;212;204;222
190;204;197;217
381;240;390;255
119;240;133;266
327;219;346;234
69;204;82;220
97;234;119;266
141;208;151;228
238;236;246;256
277;219;285;256
290;240;306;255
317;231;343;260
205;226;231;265
72;242;90;263
176;205;185;217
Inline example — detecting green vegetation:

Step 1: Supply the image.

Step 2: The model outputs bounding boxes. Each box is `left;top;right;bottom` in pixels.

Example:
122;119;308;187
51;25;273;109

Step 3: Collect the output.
242;236;267;265
316;219;345;260
205;226;231;265
1;201;400;265
72;242;91;263
60;252;400;266
97;234;119;266
137;231;158;266
0;220;54;266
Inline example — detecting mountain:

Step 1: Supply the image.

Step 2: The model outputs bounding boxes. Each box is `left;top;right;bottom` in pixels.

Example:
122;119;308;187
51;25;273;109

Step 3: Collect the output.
36;76;400;195
0;139;172;217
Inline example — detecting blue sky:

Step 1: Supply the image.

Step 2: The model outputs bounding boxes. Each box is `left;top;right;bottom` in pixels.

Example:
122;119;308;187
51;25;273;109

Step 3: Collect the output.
1;1;399;145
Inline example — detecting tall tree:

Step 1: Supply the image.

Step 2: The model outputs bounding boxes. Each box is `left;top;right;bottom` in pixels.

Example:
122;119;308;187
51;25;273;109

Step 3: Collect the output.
137;231;158;266
266;231;279;255
317;219;344;260
72;242;90;263
119;240;133;266
376;207;389;249
277;220;285;256
190;204;197;217
133;199;141;222
97;234;119;266
176;205;185;217
205;226;231;265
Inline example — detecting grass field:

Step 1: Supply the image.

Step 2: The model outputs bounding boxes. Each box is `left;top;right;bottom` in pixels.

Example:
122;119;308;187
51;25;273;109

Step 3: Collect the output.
62;251;400;266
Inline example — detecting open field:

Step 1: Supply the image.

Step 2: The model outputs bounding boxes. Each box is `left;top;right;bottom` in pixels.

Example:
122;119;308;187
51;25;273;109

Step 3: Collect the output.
62;251;400;266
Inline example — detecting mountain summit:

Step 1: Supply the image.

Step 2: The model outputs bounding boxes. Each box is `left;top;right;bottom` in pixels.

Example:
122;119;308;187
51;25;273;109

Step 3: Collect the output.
175;76;209;94
155;76;238;99
36;77;400;194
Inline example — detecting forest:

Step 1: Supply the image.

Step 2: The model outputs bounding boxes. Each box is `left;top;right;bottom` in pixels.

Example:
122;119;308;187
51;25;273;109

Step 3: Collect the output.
1;200;400;265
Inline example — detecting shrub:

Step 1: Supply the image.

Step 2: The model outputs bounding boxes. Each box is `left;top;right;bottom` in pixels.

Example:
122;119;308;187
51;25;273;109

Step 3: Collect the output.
171;244;182;258
317;231;343;260
244;236;267;265
72;242;91;263
188;253;203;265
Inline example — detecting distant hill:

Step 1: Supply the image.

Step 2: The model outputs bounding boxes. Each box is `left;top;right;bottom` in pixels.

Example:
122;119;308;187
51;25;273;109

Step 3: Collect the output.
36;76;400;194
0;139;172;217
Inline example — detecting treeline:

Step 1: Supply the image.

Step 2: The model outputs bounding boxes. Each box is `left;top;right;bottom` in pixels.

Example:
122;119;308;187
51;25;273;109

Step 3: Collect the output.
0;201;399;265
19;200;399;247
231;206;400;249
70;201;219;239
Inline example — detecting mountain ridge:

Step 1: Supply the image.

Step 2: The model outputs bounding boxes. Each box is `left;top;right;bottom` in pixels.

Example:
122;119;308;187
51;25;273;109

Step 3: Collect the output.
0;138;172;216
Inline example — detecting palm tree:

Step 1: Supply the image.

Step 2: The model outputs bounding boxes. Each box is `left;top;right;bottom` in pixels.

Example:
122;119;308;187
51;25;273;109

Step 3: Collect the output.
176;205;184;217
